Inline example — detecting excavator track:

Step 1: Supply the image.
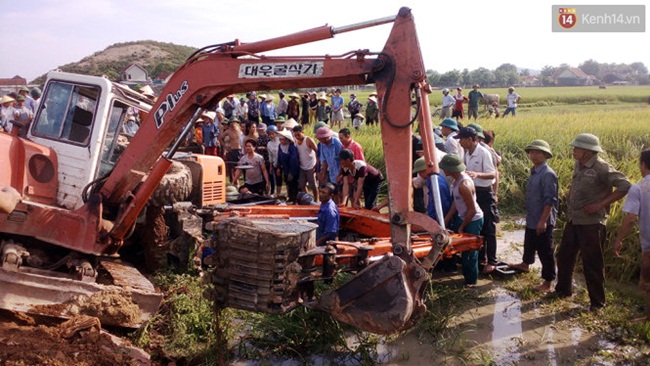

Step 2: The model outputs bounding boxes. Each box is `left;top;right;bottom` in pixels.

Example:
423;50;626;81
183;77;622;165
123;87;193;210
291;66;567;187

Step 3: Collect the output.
0;258;161;328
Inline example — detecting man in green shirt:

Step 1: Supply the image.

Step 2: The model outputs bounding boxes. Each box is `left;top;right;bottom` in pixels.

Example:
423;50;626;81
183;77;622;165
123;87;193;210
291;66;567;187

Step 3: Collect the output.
555;133;631;310
467;84;484;121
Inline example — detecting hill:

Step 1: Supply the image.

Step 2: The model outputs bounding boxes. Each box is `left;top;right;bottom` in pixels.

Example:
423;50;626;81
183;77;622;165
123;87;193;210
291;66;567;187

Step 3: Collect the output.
32;40;197;85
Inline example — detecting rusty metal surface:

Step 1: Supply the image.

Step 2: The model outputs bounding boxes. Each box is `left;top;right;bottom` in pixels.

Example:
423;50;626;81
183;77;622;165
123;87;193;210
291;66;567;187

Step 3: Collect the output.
206;217;317;314
315;254;427;335
0;262;161;327
100;260;157;292
219;205;392;238
0;200;104;255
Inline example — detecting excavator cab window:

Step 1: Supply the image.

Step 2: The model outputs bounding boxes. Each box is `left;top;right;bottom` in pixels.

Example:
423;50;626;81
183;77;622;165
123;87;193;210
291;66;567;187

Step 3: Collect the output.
98;101;132;177
32;81;99;146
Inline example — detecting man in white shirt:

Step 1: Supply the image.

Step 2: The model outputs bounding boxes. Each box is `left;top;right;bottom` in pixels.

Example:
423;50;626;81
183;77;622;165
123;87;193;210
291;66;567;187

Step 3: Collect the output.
439;118;464;158
440;88;455;119
503;86;521;117
454;127;498;273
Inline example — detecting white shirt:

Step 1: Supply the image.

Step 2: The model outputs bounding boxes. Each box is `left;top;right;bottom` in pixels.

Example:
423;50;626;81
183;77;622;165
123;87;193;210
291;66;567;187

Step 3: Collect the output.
295;137;317;170
235;103;248;120
1;106;14;132
444;131;464;158
622;175;650;252
267;137;280;167
277;98;288;115
442;94;455;108
464;143;496;188
506;92;520;108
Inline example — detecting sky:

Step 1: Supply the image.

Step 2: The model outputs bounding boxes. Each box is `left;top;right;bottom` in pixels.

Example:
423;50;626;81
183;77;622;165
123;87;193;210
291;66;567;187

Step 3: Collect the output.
2;0;648;82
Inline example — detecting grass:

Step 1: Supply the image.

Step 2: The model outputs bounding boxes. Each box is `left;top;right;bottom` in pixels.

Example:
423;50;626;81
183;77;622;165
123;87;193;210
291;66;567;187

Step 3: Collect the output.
132;270;232;365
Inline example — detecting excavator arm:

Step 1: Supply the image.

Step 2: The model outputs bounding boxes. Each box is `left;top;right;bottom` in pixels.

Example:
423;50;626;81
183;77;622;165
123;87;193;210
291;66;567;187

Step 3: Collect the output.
98;7;442;250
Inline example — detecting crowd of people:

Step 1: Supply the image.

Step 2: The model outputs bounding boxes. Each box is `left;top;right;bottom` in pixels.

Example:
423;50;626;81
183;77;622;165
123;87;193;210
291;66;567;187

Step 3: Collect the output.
412;116;648;318
440;84;520;121
0;86;41;136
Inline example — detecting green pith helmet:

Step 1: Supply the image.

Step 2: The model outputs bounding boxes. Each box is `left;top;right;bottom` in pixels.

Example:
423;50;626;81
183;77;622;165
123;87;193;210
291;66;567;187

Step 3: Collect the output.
313;121;328;134
440;118;459;132
413;157;426;173
525;140;553;158
467;123;485;139
439;154;466;173
569;133;603;153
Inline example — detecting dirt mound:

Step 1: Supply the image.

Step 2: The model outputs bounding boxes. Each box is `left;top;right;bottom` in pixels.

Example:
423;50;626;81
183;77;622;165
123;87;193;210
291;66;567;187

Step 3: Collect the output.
0;312;150;365
77;44;170;68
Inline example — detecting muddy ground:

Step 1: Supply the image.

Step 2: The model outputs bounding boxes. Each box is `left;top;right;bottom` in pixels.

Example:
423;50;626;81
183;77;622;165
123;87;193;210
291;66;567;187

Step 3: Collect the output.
0;312;151;365
2;226;649;365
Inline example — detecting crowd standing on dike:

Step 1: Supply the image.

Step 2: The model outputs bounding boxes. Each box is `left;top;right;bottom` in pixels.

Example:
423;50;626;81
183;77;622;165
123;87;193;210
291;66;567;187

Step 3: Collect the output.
1;82;648;320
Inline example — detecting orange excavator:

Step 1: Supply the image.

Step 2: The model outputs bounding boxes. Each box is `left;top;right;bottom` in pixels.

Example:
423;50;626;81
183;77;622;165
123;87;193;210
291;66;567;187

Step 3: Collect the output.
0;7;481;334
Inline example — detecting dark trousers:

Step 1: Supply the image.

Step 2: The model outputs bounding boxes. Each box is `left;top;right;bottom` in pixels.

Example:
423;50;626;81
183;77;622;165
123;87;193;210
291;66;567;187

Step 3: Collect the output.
363;181;381;210
245;181;266;196
555;222;607;308
523;226;556;281
476;187;498;265
271;166;283;195
284;172;299;203
413;187;426;213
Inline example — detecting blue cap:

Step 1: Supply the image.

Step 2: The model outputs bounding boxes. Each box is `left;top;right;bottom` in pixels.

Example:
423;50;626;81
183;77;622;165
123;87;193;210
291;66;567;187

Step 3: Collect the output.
267;125;278;133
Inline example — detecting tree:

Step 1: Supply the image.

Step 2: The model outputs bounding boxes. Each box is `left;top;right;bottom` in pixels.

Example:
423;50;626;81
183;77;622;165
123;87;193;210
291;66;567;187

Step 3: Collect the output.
469;68;495;88
540;65;557;78
630;62;648;75
579;59;601;78
496;63;518;74
461;68;470;87
438;70;462;87
426;69;441;87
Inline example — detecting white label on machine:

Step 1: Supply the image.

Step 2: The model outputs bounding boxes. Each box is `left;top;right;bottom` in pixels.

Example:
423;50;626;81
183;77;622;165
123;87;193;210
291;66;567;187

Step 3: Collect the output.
238;62;324;78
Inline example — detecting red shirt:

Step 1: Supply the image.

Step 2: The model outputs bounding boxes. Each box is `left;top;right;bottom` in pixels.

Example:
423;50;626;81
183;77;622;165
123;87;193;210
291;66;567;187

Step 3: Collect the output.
343;139;365;162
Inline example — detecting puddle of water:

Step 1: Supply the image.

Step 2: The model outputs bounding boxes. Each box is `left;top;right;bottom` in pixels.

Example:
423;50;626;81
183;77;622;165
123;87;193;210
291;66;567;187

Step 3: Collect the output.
492;288;523;364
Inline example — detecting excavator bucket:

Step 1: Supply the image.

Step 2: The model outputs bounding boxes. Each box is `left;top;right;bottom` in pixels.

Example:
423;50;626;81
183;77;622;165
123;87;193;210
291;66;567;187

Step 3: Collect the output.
314;253;428;335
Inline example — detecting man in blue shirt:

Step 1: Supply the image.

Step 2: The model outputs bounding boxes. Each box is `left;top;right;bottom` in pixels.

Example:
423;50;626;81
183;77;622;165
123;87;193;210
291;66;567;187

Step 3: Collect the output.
316;183;339;246
508;140;558;292
316;127;342;184
412;157;451;223
330;88;345;130
201;112;220;156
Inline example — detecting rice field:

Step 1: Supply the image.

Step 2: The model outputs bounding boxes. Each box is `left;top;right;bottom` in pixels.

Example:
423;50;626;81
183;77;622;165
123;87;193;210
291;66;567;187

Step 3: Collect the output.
305;91;650;284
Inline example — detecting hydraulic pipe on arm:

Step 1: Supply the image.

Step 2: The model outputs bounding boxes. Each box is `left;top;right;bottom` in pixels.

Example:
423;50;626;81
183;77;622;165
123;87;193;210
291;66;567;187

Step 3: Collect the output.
416;84;446;230
229;15;396;55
